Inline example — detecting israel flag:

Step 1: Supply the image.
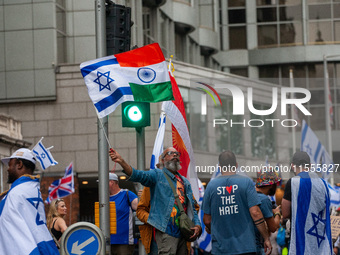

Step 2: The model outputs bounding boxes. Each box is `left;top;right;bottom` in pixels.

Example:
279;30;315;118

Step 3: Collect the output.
301;120;334;180
0;176;59;254
150;112;166;169
196;179;212;252
327;183;340;207
290;172;333;254
32;137;58;170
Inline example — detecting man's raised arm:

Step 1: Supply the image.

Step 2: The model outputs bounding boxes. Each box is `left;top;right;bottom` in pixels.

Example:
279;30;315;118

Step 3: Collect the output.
109;148;133;176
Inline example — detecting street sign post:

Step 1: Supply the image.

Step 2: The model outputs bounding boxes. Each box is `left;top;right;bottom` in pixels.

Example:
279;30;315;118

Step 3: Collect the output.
60;222;105;255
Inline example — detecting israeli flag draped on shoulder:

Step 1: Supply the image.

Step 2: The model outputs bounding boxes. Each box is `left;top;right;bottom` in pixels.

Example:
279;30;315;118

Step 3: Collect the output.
0;176;59;254
290;171;332;255
301;120;334;180
80;43;174;118
32;137;58;170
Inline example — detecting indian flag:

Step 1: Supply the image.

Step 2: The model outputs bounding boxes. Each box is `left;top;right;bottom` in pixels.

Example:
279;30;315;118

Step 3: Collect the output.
80;43;174;118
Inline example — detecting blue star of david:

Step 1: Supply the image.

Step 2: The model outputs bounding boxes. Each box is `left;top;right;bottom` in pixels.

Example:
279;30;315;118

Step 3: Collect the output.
40;153;46;159
305;144;313;156
93;71;114;91
27;189;45;226
306;209;327;247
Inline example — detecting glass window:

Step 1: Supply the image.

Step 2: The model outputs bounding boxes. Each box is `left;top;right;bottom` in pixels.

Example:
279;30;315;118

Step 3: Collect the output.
229;27;247;49
279;0;301;5
334;4;340;18
308;21;332;43
309;107;326;130
336;64;340;86
279;5;302;21
188;90;207;151
308;4;331;20
259;65;279;84
280;23;302;45
228;0;245;7
335;21;340;42
230;67;249;77
228;9;246;24
307;0;331;4
257;0;277;6
257;7;277;22
214;97;243;154
310;89;325;104
258;25;278;46
251;104;276;159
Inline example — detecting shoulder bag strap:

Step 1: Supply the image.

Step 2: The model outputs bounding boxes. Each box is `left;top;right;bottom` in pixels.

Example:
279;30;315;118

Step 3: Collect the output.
163;172;185;215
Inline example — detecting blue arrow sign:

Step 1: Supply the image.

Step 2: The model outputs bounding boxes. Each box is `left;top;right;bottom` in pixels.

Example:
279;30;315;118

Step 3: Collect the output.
66;229;100;255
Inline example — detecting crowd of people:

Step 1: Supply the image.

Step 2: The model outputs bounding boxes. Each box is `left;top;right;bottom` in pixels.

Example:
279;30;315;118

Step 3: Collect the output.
0;147;338;255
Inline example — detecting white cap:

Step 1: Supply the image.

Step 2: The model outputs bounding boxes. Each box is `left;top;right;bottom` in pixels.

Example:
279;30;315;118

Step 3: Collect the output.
1;148;36;166
109;173;118;181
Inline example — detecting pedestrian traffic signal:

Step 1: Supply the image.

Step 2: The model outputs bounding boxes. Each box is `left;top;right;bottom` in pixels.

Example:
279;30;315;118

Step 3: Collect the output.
121;102;150;128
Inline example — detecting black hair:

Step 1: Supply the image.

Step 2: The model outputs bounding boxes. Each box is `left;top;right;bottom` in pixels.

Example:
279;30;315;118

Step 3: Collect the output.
15;158;35;173
218;150;237;168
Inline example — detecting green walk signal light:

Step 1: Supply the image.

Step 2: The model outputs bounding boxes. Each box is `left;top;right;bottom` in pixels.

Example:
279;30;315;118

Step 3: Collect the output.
121;102;150;128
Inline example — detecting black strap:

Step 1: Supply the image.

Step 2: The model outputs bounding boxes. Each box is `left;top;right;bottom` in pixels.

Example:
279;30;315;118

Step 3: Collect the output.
163;172;185;215
126;190;131;207
52;218;57;229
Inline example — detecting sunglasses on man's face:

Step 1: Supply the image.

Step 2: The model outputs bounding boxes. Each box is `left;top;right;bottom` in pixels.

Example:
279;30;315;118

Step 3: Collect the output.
163;151;181;158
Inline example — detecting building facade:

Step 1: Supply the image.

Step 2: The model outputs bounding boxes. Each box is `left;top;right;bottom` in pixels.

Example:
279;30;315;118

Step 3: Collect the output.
1;0;337;222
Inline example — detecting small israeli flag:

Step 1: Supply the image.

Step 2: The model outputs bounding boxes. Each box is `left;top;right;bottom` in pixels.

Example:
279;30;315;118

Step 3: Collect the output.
32;137;58;170
150;112;166;169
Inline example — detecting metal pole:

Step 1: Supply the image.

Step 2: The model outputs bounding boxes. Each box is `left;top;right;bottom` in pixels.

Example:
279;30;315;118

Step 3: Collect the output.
289;69;297;153
136;127;146;255
323;56;334;185
95;1;111;254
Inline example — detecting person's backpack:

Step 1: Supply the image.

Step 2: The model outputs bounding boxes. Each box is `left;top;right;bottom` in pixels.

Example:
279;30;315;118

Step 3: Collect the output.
277;226;286;247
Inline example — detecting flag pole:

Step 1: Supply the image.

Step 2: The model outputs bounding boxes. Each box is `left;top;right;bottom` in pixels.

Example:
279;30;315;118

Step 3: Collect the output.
290;69;297;153
323;56;334;185
95;1;111;253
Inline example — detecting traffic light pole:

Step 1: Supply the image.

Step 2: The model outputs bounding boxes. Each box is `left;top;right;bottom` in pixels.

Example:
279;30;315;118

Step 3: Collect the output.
95;1;111;254
136;127;146;255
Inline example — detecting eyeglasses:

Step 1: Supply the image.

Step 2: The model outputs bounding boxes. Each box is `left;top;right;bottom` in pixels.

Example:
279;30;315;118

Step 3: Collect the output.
162;151;181;158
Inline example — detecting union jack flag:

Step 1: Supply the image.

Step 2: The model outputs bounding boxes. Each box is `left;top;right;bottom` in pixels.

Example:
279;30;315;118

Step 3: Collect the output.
45;162;74;204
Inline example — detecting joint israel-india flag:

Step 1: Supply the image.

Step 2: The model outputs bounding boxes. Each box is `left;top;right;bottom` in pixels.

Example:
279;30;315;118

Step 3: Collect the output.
80;43;174;118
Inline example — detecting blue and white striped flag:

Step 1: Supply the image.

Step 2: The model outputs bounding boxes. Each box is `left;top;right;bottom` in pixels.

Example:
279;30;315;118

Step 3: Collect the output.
196;179;212;252
301;120;334;180
290;172;332;254
32;137;58;170
0;176;59;254
150;112;166;169
327;183;340;207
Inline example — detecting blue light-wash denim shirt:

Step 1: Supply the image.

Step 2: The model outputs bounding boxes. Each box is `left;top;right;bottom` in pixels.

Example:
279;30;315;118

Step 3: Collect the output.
128;167;201;233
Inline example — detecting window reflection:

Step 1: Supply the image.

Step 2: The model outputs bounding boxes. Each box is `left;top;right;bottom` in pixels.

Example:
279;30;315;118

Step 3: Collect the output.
229;27;247;49
258;25;278;46
257;7;277;22
228;9;246;24
280;23;302;45
279;5;302;21
308;4;331;20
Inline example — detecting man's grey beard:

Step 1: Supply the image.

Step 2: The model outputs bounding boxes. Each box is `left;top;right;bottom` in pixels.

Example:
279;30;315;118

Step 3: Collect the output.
165;160;181;172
